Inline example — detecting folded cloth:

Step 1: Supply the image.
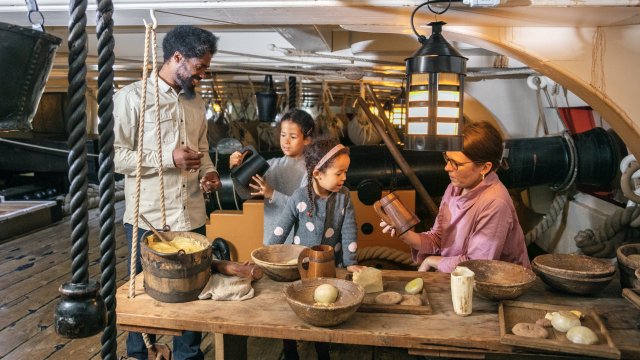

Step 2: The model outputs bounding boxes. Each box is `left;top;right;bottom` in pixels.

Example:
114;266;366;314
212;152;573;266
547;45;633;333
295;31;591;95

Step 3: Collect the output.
198;273;255;301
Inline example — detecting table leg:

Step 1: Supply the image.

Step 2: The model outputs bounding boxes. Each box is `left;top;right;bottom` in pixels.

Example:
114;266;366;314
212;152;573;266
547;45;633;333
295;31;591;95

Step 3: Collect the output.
215;333;248;360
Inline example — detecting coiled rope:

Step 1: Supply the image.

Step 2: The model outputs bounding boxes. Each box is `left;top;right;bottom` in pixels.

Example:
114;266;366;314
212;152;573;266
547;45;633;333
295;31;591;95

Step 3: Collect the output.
357;246;418;267
575;205;640;258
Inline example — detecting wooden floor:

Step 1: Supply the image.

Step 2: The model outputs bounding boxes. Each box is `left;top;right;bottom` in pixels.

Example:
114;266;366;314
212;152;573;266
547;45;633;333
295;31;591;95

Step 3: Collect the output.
0;201;416;360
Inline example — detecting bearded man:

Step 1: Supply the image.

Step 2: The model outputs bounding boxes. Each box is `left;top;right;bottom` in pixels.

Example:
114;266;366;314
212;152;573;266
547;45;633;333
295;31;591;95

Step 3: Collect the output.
113;25;221;360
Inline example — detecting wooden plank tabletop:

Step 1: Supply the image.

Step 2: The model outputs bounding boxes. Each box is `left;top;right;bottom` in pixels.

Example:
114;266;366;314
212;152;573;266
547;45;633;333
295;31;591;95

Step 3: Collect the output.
116;269;640;358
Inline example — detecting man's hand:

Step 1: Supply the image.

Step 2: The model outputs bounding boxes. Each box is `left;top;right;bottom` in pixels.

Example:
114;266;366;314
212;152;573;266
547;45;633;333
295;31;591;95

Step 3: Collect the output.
249;174;274;199
200;172;222;193
173;146;204;171
229;151;248;169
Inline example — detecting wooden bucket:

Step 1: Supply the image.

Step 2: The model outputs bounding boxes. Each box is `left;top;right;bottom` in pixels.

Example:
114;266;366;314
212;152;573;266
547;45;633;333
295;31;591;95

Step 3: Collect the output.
141;230;213;303
373;192;420;235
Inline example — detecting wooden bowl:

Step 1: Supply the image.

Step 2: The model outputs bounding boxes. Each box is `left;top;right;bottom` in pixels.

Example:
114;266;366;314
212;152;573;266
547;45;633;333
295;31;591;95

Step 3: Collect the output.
251;245;307;282
283;278;364;327
532;254;616;279
457;260;536;301
532;262;614;295
617;244;640;289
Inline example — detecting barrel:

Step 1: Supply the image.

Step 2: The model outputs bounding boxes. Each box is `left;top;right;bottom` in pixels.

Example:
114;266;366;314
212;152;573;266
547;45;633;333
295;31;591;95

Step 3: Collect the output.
141;230;214;303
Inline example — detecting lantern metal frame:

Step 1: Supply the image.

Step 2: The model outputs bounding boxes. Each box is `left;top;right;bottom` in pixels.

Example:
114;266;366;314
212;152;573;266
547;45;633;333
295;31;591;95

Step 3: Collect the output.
393;86;407;128
404;1;467;151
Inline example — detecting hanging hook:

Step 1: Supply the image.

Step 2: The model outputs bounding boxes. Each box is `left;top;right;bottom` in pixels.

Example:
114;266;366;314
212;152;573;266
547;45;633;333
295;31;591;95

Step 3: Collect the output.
143;9;158;30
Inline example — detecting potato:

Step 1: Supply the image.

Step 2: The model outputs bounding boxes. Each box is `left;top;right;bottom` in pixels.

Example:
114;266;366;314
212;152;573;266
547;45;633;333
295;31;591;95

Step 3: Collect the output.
314;284;338;304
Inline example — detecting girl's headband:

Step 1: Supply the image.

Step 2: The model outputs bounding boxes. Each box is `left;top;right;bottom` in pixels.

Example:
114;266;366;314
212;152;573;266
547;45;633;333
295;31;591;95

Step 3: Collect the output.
315;144;345;170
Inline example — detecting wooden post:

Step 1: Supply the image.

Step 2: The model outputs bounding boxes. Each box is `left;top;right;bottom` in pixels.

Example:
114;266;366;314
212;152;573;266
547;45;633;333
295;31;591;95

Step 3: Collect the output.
356;97;439;220
365;83;402;145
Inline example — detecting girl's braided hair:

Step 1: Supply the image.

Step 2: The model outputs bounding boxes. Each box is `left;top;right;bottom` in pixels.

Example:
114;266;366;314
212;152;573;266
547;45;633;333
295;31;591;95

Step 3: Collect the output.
303;135;350;217
275;109;315;139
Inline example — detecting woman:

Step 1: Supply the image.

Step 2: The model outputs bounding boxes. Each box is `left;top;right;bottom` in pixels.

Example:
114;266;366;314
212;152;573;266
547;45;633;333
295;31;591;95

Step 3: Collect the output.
381;121;531;273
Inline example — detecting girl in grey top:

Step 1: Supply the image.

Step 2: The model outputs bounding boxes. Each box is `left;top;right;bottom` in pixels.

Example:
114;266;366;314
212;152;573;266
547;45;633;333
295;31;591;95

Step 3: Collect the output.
268;135;363;272
229;110;315;244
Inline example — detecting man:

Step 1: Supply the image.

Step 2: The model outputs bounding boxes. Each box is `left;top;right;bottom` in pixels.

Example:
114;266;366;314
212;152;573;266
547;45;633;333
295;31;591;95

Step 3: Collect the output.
113;25;221;360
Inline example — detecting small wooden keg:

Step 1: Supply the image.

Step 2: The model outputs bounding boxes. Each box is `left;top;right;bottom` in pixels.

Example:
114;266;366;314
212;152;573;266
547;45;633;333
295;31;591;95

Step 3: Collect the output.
374;192;420;236
141;230;213;303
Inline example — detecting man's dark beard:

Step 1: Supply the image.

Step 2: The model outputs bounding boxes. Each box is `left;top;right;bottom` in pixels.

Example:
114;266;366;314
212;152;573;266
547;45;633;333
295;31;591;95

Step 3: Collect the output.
176;72;200;100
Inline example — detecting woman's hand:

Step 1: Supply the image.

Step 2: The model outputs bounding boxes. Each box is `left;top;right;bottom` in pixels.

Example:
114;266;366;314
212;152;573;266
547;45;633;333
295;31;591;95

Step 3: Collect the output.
418;258;432;272
380;221;397;237
346;265;364;273
229;151;247;169
249;174;274;199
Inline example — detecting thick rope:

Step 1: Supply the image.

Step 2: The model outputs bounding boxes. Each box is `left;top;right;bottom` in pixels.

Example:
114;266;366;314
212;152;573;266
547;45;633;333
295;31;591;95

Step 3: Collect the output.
296;77;302;109
151;28;167;229
67;0;90;285
534;77;549;136
357;246;418;267
129;23;152;299
96;0;117;357
524;193;568;247
575;205;640;258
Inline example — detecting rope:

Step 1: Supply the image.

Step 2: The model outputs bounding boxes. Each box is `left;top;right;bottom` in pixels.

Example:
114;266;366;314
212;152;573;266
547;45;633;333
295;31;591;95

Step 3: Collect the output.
0;137;99;156
270;46;405;66
575;205;640;258
524;193;568;247
356;246;418;267
67;0;90;285
96;0;117;357
296;77;302;109
534;77;549;136
550;131;578;192
129;23;152;299
151;28;167;229
211;61;342;76
288;76;296;111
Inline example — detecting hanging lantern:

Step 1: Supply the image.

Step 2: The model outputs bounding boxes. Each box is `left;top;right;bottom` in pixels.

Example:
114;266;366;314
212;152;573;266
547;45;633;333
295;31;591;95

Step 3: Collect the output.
393;87;407;128
213;100;221;113
255;75;278;122
404;21;467;151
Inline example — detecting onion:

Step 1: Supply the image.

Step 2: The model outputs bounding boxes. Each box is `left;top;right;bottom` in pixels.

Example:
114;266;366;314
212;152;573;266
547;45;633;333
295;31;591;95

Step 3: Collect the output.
566;326;598;345
314;284;338;304
551;311;581;332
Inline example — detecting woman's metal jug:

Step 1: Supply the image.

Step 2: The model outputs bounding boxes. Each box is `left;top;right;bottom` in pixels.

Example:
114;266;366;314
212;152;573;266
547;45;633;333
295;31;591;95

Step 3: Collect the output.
230;145;270;199
0;22;61;131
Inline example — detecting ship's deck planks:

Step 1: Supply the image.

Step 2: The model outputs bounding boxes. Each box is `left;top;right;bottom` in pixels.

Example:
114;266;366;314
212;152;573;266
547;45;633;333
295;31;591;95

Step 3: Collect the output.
0;201;414;360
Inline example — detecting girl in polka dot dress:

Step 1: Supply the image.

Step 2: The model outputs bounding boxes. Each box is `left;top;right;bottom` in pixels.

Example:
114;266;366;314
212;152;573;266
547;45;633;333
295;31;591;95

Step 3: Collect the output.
267;135;364;273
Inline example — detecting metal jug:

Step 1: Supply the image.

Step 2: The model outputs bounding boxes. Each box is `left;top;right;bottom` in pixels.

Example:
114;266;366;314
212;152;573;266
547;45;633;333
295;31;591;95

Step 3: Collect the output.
0;22;61;131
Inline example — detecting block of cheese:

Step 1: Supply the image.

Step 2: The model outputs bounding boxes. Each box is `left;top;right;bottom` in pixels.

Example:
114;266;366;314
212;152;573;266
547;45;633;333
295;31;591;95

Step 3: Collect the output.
352;267;383;293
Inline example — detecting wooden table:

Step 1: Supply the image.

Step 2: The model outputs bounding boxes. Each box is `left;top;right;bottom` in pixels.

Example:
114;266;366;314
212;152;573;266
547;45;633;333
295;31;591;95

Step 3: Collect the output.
116;269;640;359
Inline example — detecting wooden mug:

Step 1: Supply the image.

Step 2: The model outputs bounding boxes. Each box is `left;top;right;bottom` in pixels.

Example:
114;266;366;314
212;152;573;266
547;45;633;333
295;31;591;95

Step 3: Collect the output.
298;245;336;279
373;192;420;236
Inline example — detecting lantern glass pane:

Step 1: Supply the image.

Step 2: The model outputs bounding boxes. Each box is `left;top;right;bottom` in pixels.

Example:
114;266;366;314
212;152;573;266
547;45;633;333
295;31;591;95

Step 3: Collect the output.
411;73;429;86
437;122;458;135
438;91;460;102
438;73;460;86
409;90;429;102
408;106;429;118
393;108;405;125
437;107;459;118
408;122;429;135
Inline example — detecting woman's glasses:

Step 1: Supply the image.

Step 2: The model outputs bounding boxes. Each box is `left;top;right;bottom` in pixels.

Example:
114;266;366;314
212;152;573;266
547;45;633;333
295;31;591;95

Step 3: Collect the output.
443;152;474;170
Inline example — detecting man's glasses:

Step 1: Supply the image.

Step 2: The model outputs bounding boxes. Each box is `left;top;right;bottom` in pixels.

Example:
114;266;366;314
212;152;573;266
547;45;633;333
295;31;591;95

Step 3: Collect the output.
443;152;474;170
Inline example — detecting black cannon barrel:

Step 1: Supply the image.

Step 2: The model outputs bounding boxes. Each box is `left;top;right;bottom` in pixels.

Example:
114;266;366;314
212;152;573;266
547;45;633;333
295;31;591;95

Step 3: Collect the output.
208;127;621;210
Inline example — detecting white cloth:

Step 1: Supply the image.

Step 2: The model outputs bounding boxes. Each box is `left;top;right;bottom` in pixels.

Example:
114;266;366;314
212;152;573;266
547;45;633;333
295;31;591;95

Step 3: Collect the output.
113;78;217;231
198;273;254;301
